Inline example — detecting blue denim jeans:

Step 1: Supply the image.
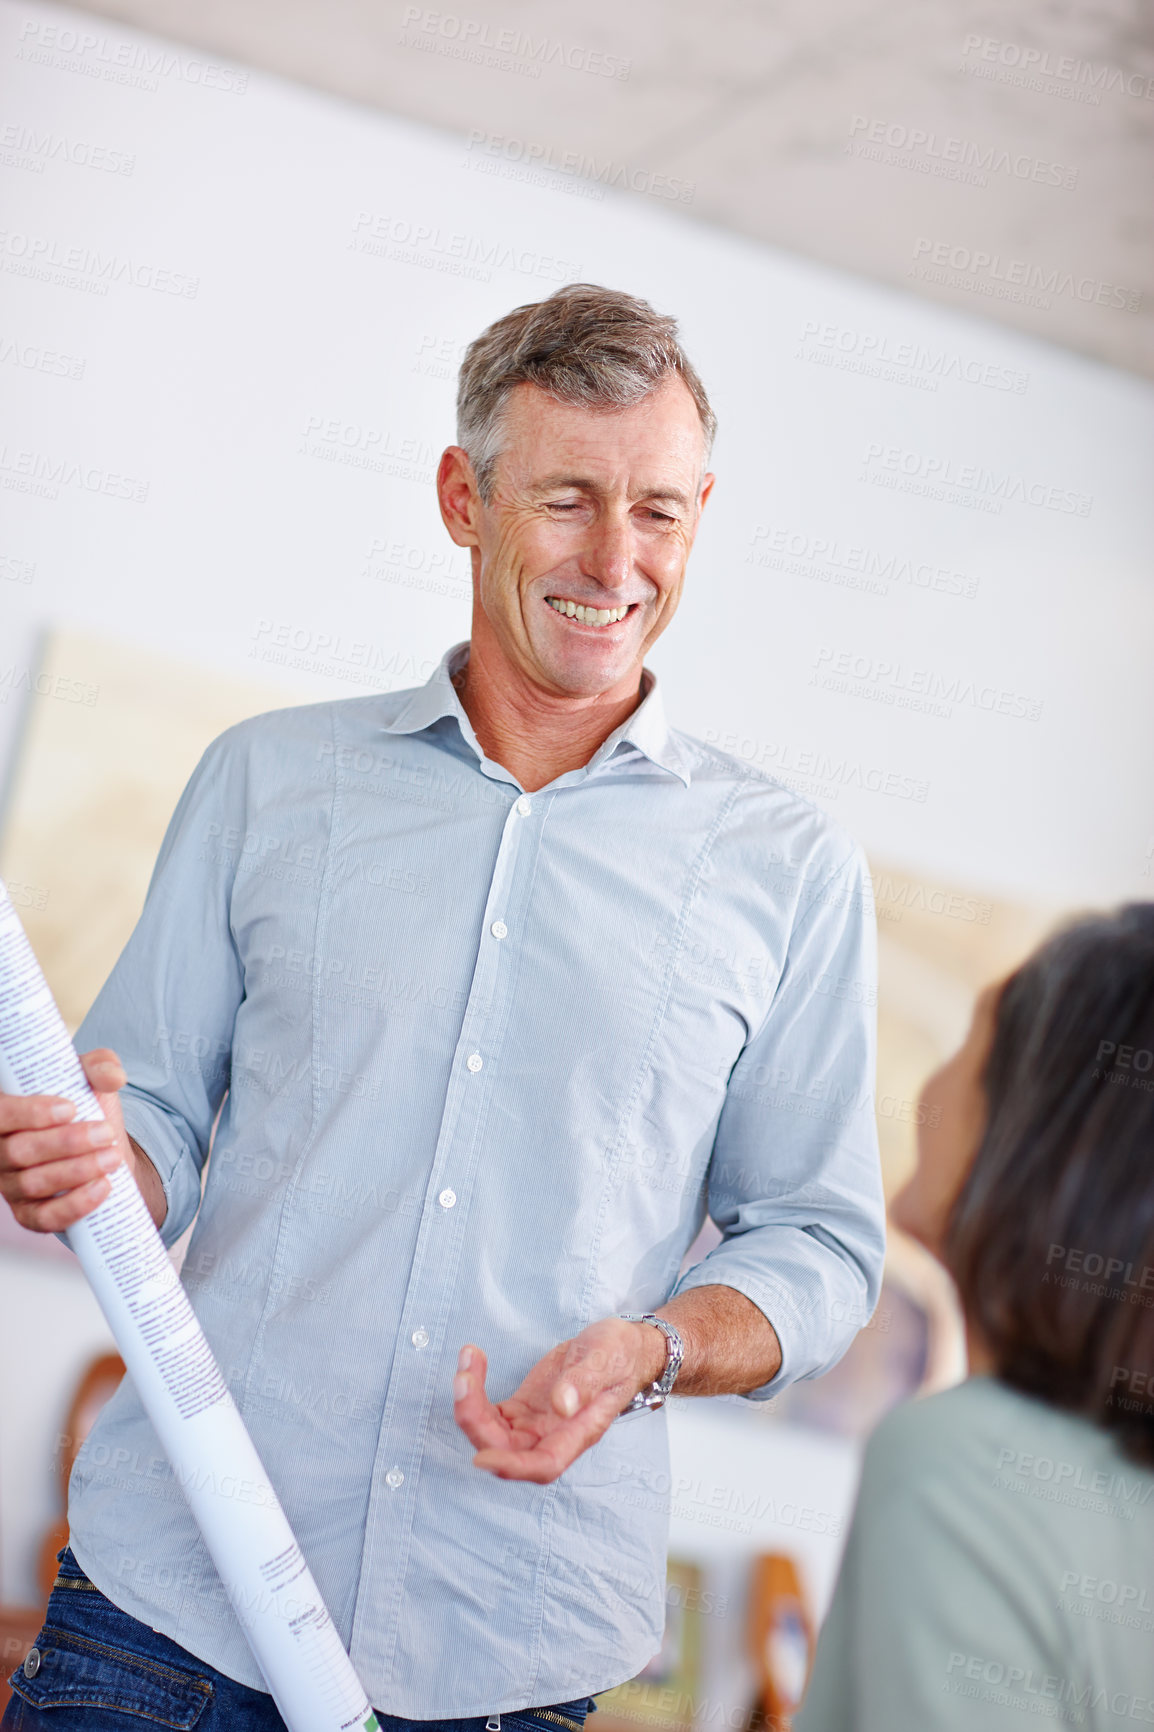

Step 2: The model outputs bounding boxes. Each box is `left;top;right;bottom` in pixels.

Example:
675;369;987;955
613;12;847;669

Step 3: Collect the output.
4;1548;598;1731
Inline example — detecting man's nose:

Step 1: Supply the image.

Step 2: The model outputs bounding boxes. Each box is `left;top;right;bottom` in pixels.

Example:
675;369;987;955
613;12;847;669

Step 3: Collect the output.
580;516;632;589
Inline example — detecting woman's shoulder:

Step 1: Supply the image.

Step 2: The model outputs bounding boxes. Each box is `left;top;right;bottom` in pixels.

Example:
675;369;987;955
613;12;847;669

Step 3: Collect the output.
860;1375;1154;1517
853;1376;1004;1505
865;1373;1036;1459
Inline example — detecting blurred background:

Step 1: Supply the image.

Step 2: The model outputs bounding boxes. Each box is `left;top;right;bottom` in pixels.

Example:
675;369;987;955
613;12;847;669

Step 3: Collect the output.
1;0;1152;1721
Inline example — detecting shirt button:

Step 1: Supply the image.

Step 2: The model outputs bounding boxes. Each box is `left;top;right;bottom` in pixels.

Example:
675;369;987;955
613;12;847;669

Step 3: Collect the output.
490;920;508;940
385;1467;404;1489
439;1188;457;1209
515;795;532;817
411;1327;429;1349
466;1052;483;1072
23;1648;41;1679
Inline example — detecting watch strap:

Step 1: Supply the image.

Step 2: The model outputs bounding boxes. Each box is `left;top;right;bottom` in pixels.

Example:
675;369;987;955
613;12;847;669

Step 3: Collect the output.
617;1312;684;1414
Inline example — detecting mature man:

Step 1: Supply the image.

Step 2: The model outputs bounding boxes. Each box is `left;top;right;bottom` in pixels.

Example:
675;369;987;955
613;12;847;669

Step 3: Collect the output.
1;284;885;1728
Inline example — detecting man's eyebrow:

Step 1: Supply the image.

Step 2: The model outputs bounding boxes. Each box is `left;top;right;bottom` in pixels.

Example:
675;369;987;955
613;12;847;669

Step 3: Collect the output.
530;474;693;508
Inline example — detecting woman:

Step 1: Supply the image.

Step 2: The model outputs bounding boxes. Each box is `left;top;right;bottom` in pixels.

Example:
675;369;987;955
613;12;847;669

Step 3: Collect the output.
796;903;1154;1731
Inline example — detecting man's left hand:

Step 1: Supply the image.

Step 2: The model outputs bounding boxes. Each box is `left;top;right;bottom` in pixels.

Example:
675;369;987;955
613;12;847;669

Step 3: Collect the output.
453;1317;665;1483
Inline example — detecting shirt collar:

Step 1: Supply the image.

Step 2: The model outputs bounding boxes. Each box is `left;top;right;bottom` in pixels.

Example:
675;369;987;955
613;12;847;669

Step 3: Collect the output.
383;640;691;789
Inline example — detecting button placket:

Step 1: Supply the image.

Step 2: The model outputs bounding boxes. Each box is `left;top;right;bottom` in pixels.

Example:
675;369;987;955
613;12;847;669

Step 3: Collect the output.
435;791;529;1198
353;783;544;1660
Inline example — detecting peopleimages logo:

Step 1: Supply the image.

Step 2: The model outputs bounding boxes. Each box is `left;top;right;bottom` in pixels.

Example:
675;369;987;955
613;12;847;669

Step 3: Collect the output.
944;1651;1154;1721
298;415;437;484
847;115;1078;189
910;238;1141;314
398;7;631;79
860;441;1093;517
464;130;694;203
0;230;199;299
811;646;1044;723
795;320;1028;395
747;523;979;600
15;20;248;93
0;125;135;177
961;34;1154;103
702;727;930;804
349;211;580;286
0;445;148;504
0;335;86;381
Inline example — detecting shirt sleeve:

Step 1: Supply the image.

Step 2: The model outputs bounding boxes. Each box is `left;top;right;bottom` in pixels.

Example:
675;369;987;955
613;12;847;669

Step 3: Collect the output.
669;841;885;1397
73;731;246;1247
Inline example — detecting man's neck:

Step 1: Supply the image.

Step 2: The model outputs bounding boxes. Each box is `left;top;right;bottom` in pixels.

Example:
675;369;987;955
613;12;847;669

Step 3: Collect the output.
454;631;647;794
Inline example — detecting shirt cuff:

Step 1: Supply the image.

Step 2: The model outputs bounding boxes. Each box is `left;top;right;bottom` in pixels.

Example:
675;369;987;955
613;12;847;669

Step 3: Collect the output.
118;1092;204;1247
49;1095;199;1253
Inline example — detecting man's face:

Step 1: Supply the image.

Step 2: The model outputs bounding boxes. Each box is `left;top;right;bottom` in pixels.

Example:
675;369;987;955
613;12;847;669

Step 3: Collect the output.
438;377;714;698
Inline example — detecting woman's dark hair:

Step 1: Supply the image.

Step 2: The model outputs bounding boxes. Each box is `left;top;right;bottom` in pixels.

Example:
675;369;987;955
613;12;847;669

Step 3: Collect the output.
945;902;1154;1466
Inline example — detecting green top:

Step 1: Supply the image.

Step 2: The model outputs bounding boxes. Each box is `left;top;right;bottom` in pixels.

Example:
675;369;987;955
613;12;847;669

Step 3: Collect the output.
796;1375;1154;1731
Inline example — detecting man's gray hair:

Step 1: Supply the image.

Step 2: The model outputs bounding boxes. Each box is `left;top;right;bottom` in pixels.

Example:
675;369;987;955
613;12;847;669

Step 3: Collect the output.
456;283;717;501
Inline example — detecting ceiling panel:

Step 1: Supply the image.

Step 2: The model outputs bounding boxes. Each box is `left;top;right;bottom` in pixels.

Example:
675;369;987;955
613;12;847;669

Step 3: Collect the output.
47;0;1154;375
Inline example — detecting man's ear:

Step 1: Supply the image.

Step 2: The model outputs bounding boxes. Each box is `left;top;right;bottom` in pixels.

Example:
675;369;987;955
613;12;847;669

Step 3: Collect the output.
438;445;483;548
698;471;716;513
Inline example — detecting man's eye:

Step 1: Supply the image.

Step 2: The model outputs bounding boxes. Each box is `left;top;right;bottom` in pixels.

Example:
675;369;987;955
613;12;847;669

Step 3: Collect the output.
645;510;675;523
546;500;581;511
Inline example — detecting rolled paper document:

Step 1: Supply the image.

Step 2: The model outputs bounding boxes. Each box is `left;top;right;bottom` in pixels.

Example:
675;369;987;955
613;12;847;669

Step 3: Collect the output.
0;880;379;1732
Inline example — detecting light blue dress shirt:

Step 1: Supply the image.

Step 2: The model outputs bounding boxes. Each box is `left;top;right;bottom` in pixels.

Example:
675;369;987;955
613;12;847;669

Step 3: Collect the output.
68;640;885;1715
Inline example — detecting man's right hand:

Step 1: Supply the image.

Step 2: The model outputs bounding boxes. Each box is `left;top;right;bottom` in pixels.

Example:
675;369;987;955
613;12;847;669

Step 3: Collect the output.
0;1047;166;1234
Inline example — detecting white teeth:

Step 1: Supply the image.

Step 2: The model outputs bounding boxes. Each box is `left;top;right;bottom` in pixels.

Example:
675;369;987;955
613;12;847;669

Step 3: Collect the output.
546;597;631;625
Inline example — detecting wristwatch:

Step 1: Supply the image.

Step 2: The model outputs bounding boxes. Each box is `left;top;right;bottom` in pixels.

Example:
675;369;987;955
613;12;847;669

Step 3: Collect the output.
617;1313;684;1415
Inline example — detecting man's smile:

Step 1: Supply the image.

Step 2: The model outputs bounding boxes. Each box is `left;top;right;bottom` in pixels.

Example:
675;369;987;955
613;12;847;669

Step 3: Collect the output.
543;595;639;629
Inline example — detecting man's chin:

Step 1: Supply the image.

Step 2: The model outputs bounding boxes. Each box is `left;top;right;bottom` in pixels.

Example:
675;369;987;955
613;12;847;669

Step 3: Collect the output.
530;636;639;698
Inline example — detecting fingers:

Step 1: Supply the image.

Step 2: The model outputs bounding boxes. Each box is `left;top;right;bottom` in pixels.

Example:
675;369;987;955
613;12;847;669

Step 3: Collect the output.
5;1171;113;1233
452;1346;513;1453
473;1386;625;1484
2;1117;116;1174
549;1363;627;1421
460;1321;648;1483
0;1104;121;1234
547;1329;639;1419
0;1092;76;1135
80;1048;126;1097
2;1146;120;1199
0;1051;125;1135
81;1050;128;1127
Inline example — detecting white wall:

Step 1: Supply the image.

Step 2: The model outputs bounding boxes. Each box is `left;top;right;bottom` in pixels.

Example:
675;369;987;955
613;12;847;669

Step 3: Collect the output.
1;0;1152;1623
1;1;1152;907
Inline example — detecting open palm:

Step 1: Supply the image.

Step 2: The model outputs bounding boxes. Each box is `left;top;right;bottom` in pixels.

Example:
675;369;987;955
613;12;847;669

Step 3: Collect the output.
453;1317;658;1484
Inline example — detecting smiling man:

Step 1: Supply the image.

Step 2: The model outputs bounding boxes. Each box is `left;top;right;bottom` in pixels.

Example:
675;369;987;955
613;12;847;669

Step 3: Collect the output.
1;285;885;1731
